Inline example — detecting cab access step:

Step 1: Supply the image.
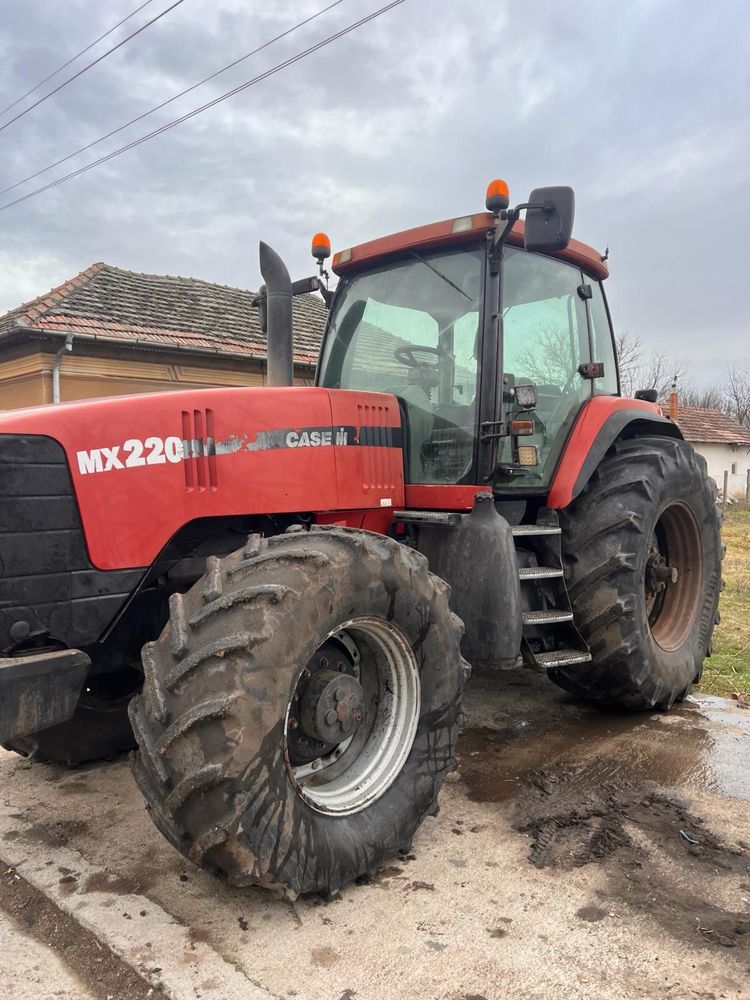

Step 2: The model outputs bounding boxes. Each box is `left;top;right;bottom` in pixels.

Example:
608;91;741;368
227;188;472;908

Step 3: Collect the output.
512;513;592;671
394;502;591;673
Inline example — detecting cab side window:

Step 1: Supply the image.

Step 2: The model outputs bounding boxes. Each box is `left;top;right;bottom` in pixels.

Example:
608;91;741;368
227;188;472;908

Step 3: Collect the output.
586;281;619;395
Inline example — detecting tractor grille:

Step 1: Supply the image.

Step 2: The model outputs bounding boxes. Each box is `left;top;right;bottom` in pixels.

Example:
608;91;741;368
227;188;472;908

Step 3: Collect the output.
181;407;218;491
0;434;143;653
357;402;398;492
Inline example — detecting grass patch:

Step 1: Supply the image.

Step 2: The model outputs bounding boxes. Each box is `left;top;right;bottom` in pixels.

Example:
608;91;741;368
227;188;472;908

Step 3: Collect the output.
697;506;750;698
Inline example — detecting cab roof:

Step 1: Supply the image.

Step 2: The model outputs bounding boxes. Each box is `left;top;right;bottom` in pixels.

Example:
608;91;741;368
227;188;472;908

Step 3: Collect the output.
332;212;609;281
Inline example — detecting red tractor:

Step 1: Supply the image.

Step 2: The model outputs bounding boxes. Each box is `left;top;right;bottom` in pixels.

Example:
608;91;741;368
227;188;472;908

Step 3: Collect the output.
0;181;721;896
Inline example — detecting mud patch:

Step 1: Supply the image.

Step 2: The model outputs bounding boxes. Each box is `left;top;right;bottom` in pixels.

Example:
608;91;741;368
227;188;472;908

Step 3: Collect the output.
23;819;88;847
514;765;750;952
83;868;155;896
310;946;339;968
355;864;404;887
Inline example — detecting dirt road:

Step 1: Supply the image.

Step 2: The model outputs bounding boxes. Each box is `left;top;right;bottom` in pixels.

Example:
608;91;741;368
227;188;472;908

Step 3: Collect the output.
1;670;748;1000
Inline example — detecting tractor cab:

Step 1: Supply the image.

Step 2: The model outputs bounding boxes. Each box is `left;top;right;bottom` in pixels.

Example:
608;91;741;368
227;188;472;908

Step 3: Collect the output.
315;182;619;494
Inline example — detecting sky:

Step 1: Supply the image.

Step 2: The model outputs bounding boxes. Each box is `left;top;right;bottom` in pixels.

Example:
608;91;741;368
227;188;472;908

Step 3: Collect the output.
0;0;747;385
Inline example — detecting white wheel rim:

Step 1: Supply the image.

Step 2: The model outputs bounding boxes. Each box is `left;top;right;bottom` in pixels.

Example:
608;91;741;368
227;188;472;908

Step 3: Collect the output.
284;617;421;816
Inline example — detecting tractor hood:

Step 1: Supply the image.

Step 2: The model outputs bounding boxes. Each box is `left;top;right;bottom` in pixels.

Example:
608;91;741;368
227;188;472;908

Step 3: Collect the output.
0;386;404;570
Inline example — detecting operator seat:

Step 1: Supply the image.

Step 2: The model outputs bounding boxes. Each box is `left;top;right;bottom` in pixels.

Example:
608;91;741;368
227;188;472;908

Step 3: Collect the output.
398;365;438;479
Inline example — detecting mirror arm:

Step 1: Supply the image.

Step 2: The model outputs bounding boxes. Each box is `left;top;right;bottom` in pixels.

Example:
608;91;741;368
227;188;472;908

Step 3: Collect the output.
489;201;549;270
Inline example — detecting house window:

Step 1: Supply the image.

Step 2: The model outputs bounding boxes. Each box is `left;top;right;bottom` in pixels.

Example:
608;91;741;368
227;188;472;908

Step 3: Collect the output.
731;463;737;475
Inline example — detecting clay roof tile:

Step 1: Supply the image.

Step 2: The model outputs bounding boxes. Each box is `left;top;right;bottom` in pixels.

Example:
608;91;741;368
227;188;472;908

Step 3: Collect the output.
673;404;750;446
0;261;328;367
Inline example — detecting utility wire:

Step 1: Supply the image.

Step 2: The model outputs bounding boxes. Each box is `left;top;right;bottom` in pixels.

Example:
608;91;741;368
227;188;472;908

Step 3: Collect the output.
0;0;407;214
0;0;158;119
0;0;347;199
0;0;187;135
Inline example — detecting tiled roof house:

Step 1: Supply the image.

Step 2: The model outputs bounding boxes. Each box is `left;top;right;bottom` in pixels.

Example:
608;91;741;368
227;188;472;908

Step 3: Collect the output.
671;400;750;497
0;262;329;409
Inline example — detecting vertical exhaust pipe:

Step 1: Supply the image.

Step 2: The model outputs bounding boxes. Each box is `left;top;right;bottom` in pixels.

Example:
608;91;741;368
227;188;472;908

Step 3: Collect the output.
259;241;293;387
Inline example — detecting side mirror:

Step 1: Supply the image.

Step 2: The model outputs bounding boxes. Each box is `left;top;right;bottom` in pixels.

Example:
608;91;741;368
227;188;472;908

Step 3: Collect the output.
634;388;659;403
524;186;575;253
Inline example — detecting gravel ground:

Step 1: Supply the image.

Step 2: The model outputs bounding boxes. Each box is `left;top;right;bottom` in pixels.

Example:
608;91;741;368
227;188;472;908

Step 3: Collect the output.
1;669;748;1000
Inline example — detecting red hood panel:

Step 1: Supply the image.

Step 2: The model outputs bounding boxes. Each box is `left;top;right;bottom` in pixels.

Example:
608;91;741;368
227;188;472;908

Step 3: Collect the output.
0;387;405;570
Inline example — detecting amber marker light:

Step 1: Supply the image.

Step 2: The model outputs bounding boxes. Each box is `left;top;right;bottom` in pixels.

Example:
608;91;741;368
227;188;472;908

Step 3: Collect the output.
485;178;510;215
510;419;535;436
311;232;332;261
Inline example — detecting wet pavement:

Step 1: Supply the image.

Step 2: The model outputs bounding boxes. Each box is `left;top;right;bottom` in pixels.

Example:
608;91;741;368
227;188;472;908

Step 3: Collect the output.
459;671;750;805
1;667;749;1000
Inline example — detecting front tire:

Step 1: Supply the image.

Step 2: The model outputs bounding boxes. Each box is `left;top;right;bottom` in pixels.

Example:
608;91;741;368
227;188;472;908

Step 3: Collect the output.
551;435;722;709
129;526;466;897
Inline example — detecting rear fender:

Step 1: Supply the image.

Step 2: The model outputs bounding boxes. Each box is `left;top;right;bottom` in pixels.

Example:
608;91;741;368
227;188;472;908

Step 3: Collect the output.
548;397;682;509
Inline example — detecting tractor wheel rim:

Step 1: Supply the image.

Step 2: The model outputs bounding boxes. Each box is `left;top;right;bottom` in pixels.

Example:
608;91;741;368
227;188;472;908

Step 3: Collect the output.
284;617;421;816
645;501;703;652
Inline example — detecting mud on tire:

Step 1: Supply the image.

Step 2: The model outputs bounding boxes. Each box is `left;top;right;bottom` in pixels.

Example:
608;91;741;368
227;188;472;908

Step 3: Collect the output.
129;525;466;897
551;436;722;710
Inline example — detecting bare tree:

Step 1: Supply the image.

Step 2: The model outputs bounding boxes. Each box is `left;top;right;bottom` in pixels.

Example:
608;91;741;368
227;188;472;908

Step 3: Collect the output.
639;351;691;401
611;333;750;428
516;324;575;387
677;383;726;410
725;365;750;428
614;332;689;400
614;332;643;397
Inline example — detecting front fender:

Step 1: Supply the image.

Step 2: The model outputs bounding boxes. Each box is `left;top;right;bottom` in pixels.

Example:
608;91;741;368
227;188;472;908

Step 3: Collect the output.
547;396;681;509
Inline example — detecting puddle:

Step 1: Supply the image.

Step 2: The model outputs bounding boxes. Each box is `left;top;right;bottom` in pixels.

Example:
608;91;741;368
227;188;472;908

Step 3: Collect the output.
457;675;750;803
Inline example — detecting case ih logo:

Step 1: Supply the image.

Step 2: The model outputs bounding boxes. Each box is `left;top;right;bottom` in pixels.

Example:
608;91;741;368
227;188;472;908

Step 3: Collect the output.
285;428;349;447
75;425;400;476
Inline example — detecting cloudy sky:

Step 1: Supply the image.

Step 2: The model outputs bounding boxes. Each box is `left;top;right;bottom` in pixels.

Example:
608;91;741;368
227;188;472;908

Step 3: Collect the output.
0;0;747;383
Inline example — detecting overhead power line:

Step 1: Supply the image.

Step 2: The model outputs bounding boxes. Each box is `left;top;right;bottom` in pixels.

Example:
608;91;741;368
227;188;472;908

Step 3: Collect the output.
0;0;407;214
0;0;158;120
0;0;187;135
0;0;347;200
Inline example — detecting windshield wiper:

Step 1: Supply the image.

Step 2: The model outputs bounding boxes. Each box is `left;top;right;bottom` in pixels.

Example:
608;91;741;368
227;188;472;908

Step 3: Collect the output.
409;251;472;301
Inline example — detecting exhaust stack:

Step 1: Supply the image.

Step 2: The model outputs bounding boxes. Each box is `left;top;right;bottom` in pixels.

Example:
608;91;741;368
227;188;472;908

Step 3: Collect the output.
259;241;293;387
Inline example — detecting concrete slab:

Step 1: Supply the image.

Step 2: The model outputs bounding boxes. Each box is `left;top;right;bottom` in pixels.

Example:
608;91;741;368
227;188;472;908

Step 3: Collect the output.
0;909;95;1000
1;670;748;1000
0;814;275;1000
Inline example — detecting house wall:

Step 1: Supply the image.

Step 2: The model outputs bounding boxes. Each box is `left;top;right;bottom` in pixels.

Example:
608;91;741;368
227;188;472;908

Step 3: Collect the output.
0;343;313;411
691;441;750;498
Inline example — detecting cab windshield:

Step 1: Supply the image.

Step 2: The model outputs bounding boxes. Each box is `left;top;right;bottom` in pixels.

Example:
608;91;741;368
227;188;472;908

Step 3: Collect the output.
318;247;483;484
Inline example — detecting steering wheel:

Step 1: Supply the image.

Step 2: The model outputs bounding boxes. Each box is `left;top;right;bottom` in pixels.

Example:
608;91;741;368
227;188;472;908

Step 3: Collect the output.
543;370;582;431
394;344;442;369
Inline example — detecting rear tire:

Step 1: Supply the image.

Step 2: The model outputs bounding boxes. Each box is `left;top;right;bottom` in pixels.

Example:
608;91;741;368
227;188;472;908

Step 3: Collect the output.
551;435;721;709
129;526;466;897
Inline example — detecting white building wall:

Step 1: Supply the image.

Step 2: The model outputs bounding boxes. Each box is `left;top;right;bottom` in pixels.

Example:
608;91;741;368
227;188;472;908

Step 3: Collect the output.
691;441;750;497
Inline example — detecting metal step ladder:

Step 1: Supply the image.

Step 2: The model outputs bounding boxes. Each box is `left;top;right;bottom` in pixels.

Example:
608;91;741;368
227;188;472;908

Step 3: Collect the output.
512;512;592;671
